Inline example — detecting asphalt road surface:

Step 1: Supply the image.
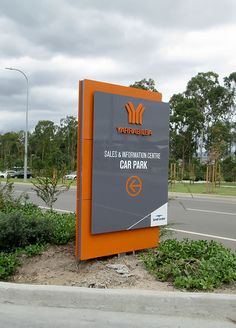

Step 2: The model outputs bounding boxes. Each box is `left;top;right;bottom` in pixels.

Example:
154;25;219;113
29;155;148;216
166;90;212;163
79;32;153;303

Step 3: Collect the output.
1;302;233;328
168;195;236;249
13;183;236;249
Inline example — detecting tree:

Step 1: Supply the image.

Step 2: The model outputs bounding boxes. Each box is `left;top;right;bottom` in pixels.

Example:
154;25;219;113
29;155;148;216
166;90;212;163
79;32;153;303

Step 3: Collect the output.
170;93;204;163
0;131;24;170
30;120;62;174
222;156;236;182
185;72;233;124
130;78;158;92
0;116;78;174
224;72;236;99
183;72;234;162
58;116;77;171
206;122;232;160
224;72;236;155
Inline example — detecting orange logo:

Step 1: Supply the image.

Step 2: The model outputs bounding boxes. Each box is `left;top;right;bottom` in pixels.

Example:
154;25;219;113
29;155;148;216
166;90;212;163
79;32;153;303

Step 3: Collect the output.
126;175;142;197
125;102;145;125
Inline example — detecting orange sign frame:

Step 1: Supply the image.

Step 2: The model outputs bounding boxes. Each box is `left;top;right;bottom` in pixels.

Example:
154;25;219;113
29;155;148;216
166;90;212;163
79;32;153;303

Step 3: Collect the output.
76;79;162;260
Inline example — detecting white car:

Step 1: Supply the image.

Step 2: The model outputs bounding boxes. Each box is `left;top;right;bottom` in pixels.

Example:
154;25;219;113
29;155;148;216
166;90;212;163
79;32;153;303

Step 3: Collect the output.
0;170;17;178
64;171;77;180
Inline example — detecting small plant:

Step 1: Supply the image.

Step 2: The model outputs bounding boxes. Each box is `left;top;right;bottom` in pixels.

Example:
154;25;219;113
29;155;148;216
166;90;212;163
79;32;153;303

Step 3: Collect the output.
20;244;47;257
46;211;76;244
141;239;236;290
32;172;71;211
0;178;14;210
0;178;31;213
0;252;19;280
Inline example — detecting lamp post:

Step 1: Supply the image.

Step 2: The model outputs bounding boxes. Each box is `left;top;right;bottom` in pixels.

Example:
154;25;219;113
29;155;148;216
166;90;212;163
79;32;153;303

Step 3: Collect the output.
5;67;29;181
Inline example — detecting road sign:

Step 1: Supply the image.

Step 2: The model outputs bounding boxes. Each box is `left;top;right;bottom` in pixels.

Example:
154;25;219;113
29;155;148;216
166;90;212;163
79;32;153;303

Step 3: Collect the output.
91;91;169;234
76;79;169;260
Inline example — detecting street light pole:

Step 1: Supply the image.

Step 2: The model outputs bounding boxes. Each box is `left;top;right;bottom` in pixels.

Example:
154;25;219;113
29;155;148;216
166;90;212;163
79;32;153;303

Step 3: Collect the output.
5;67;29;181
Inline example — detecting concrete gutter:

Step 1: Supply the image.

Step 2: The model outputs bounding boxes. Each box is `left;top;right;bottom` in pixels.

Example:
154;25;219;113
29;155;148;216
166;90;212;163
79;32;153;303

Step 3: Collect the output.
0;282;235;321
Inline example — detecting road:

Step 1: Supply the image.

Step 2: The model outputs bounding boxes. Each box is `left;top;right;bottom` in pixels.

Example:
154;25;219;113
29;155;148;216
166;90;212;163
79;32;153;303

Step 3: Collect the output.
168;195;236;249
14;182;76;213
1;303;234;328
13;183;236;249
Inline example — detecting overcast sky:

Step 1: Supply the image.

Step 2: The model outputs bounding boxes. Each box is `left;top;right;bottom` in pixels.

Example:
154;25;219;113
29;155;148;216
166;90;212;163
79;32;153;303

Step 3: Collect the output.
0;0;235;133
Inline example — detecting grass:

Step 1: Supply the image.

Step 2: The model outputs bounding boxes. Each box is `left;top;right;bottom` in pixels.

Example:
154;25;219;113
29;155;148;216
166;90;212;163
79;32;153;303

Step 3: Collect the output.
169;181;236;196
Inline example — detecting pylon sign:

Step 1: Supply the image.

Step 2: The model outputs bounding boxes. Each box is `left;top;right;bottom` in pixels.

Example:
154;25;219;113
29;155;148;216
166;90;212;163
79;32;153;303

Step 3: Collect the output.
76;80;169;260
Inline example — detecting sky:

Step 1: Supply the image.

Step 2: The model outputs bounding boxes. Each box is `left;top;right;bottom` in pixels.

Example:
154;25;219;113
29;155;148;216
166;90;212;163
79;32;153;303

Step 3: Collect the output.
0;0;236;133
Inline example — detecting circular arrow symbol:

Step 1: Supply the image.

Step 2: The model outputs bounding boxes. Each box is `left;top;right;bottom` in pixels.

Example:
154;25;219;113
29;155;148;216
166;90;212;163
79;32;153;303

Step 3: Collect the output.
126;175;142;197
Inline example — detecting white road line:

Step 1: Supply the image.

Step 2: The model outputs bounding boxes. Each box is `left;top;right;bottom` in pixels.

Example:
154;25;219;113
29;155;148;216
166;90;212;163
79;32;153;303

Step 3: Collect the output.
168;228;236;242
170;197;236;205
38;206;74;213
186;208;236;216
15;189;75;194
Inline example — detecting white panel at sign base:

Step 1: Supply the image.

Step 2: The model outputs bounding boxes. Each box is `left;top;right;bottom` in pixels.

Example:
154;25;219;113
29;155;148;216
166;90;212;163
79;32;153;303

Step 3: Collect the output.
151;203;168;226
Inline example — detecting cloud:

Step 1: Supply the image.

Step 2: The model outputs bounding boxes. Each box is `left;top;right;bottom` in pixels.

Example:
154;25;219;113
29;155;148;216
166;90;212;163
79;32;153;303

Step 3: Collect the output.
0;0;235;132
1;0;235;59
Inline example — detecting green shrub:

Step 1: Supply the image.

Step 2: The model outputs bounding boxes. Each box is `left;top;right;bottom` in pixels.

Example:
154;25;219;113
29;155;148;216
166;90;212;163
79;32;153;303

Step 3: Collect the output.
0;252;19;280
0;197;76;281
0;212;52;250
0;179;75;249
0;208;75;251
45;211;76;244
3;201;42;216
141;239;236;290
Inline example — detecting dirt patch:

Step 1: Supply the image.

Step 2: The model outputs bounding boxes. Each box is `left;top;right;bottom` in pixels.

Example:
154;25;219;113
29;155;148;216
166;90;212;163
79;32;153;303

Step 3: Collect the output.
11;242;236;293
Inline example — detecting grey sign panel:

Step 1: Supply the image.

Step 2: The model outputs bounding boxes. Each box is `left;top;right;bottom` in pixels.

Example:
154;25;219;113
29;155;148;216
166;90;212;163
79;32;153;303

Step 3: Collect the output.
91;91;170;234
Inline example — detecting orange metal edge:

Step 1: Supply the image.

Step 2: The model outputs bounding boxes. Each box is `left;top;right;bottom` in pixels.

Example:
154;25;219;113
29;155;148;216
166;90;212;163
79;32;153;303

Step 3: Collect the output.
75;81;83;257
84;79;162;100
81;140;93;200
78;79;161;260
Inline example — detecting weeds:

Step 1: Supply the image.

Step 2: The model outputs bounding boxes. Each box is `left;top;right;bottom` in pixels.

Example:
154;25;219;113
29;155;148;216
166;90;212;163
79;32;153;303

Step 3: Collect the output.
141;239;236;290
0;252;19;280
